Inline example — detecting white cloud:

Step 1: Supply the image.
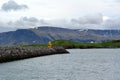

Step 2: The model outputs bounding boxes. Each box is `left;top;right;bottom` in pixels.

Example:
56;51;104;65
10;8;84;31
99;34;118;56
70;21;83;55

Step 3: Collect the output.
71;14;103;25
103;18;120;29
1;0;28;11
0;17;50;32
0;15;120;33
103;16;110;22
0;0;120;32
6;17;45;28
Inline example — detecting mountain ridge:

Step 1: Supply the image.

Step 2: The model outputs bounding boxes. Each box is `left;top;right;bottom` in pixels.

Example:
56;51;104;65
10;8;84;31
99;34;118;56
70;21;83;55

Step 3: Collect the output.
0;26;120;45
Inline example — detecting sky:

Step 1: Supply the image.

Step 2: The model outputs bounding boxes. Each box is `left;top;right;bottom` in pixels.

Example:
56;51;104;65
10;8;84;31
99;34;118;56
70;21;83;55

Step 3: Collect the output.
0;0;120;32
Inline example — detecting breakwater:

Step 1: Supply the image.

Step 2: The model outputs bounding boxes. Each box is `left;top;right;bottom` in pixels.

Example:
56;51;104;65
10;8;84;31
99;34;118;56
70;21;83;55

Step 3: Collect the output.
0;46;69;63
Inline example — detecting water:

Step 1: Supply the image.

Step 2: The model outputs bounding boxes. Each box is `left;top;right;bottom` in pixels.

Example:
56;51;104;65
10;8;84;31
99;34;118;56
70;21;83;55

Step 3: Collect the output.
0;49;120;80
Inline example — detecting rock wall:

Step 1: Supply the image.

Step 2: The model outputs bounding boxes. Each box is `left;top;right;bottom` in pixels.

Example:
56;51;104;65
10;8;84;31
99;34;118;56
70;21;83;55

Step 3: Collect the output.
0;46;69;63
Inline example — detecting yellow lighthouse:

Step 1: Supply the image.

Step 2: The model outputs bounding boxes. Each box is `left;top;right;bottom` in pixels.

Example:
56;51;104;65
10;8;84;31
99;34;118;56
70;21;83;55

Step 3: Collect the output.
48;41;52;48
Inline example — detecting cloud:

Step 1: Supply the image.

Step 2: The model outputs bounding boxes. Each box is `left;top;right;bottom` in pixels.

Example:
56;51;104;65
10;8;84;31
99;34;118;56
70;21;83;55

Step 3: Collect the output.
0;26;15;33
1;0;28;11
0;15;120;33
7;17;42;28
0;17;48;32
71;14;103;25
5;17;49;29
114;0;120;2
0;21;15;32
103;18;120;29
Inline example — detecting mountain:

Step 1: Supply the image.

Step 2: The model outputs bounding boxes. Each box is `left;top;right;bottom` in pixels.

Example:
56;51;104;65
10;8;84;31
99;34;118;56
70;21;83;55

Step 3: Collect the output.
0;26;120;45
0;29;49;45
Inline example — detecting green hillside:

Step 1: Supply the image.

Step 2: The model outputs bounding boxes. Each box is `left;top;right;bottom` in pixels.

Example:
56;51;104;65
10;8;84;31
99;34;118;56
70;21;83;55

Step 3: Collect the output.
52;40;120;48
20;40;120;49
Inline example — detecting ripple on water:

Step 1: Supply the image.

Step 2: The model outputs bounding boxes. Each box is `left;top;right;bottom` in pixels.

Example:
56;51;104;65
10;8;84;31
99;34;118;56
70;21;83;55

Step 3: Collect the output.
0;49;120;80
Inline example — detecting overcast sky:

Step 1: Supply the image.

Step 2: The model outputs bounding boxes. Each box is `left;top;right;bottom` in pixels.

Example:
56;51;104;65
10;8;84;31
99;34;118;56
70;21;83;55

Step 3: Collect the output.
0;0;120;32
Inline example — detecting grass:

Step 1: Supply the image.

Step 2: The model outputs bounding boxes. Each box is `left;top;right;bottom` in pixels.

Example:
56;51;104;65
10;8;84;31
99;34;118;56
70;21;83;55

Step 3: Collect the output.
20;39;120;49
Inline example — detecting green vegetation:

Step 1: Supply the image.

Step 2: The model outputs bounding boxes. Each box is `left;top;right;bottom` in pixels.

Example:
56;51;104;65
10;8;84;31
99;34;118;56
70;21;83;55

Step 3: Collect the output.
52;40;120;48
20;40;120;49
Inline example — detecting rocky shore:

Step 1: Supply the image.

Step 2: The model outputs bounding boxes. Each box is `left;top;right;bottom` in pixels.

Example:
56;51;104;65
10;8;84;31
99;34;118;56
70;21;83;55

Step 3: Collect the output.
0;46;69;63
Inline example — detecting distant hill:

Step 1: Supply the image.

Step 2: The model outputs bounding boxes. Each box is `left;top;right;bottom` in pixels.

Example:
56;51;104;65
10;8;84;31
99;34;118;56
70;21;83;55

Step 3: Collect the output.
0;26;120;45
21;39;120;49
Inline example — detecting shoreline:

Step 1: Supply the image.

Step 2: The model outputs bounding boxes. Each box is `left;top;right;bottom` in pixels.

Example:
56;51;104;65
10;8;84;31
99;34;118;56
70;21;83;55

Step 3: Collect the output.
63;46;120;49
0;46;69;63
65;47;120;49
66;47;120;49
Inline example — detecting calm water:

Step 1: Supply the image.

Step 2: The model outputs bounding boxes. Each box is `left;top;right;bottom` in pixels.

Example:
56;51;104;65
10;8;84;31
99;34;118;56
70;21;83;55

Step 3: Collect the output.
0;49;120;80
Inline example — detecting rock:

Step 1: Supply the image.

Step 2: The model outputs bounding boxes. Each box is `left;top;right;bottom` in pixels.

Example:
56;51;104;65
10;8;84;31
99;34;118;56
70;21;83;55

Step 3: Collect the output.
0;46;69;63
